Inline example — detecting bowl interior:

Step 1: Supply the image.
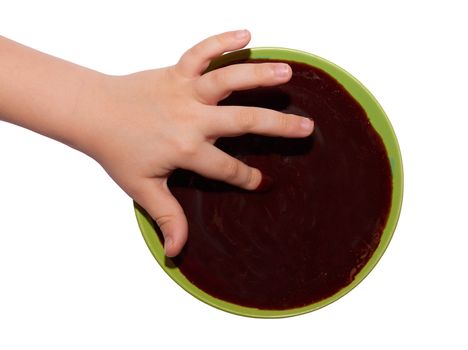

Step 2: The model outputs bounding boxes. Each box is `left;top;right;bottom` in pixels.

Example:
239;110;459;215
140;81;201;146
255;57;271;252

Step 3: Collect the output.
134;48;403;318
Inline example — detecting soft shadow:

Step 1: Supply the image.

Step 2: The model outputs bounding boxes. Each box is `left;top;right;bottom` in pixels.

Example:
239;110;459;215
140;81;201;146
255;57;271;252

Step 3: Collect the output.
164;256;178;269
169;86;315;192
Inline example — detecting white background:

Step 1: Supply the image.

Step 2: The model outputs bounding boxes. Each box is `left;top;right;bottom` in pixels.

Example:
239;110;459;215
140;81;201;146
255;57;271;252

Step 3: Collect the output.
1;0;467;349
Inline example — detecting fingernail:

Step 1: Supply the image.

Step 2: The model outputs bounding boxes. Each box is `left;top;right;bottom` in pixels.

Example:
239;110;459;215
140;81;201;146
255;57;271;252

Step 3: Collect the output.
254;174;274;192
235;29;249;39
274;64;290;78
164;236;173;255
301;117;314;132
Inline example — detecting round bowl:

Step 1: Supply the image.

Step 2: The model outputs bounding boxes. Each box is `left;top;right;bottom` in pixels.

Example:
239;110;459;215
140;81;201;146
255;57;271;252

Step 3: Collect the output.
134;47;403;318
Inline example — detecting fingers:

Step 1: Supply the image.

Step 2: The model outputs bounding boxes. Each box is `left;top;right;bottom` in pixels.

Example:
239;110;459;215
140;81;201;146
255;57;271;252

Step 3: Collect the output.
202;105;314;138
176;30;251;78
195;62;292;104
185;143;262;190
134;179;188;257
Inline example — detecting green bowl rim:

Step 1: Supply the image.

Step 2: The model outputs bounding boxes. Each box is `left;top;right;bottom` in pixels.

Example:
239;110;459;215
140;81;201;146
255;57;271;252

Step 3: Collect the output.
134;47;404;318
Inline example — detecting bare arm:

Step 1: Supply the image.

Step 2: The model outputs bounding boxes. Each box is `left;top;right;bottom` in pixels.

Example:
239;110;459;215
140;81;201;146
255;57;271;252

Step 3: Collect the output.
0;36;101;151
0;30;314;256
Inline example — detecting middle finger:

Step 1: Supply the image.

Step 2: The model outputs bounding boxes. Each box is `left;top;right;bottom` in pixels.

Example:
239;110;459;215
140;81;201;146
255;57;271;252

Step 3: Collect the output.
202;105;314;139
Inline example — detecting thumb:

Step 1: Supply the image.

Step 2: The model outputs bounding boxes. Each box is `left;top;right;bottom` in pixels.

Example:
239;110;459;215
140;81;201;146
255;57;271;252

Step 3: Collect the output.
135;179;188;257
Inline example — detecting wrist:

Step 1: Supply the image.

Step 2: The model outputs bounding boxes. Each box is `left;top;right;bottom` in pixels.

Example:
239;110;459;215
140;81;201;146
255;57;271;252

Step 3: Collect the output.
63;70;112;158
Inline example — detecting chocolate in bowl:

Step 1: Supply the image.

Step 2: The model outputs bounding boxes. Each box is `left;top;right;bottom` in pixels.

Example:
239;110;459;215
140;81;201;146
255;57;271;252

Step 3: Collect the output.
135;48;403;318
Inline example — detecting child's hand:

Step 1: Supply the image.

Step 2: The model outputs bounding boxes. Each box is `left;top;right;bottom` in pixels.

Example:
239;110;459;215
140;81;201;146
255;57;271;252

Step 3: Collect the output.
0;30;314;257
77;30;314;256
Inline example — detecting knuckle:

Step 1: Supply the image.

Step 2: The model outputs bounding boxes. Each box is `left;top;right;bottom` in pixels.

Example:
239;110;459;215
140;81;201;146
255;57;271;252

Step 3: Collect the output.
253;64;265;80
155;213;175;229
244;167;256;188
224;158;241;181
238;109;257;131
213;68;229;86
175;138;199;158
255;64;273;80
188;43;203;58
278;113;291;132
213;35;226;50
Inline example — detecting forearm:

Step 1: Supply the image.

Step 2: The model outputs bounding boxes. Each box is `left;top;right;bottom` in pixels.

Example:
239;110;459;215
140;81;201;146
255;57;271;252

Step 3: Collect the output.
0;36;103;151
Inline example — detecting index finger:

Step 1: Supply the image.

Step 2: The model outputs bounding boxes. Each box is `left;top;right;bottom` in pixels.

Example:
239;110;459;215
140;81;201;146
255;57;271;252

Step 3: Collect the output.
176;30;251;78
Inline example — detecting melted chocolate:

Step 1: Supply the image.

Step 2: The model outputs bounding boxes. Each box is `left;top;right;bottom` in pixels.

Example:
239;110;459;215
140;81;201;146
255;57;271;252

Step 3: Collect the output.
158;60;392;310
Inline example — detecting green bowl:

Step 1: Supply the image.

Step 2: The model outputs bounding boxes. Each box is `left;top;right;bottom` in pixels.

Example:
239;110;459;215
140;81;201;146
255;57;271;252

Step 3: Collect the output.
134;47;404;318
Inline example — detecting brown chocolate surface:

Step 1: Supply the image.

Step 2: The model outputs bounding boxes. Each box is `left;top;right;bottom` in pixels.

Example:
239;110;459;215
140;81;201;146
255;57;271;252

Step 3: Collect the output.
158;60;392;310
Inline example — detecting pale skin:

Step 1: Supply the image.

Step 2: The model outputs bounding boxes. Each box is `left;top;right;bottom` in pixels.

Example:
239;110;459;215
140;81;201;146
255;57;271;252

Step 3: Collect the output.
0;30;314;257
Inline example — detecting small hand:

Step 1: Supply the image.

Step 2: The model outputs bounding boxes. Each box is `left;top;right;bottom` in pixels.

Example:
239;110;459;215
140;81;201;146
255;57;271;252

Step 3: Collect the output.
81;30;314;256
